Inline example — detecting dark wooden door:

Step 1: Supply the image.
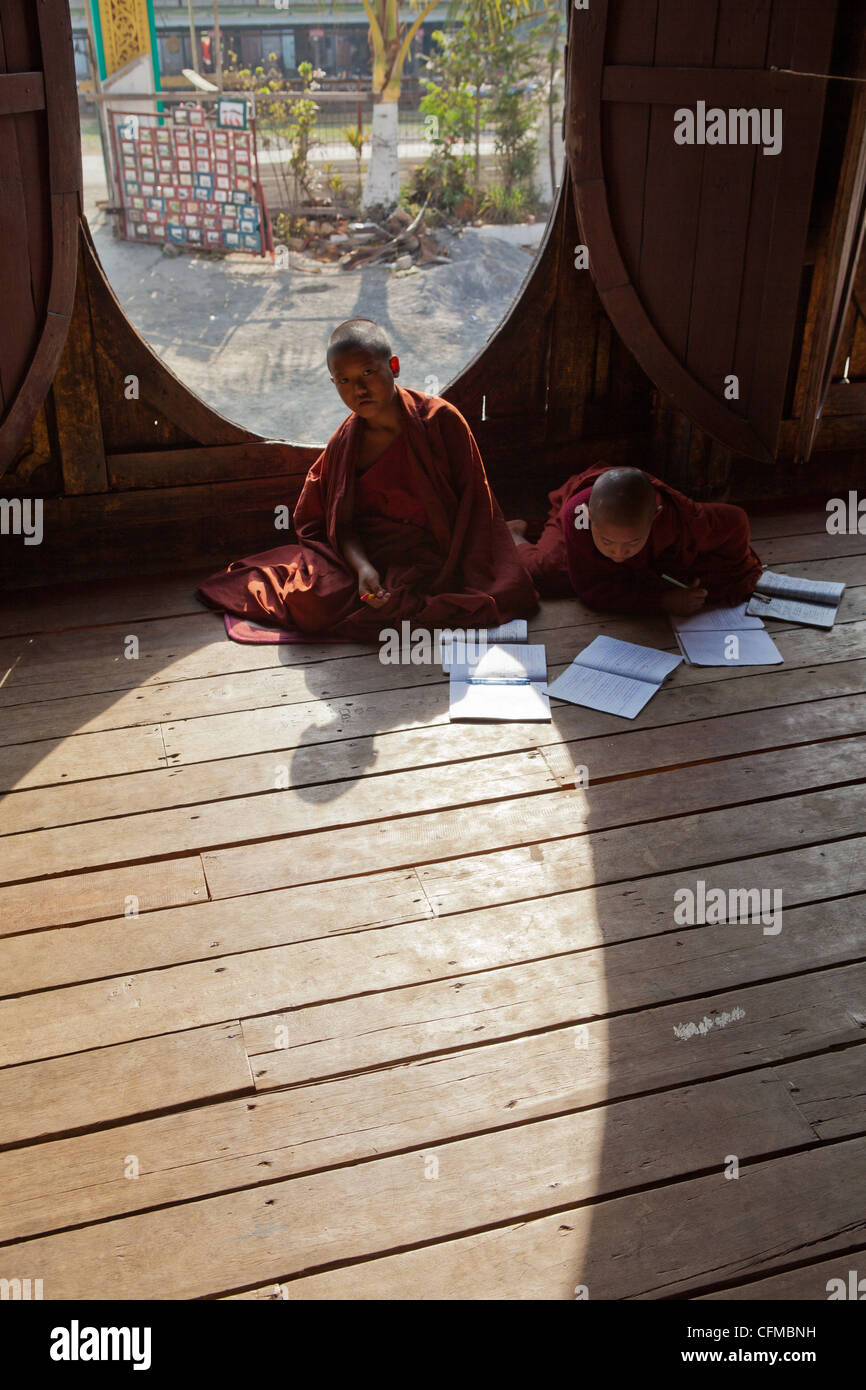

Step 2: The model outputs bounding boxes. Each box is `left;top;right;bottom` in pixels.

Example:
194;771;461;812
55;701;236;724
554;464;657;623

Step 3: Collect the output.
566;0;838;462
0;0;81;473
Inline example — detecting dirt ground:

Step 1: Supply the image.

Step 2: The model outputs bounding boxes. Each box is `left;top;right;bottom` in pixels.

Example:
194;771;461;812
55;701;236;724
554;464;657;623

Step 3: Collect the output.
83;153;547;446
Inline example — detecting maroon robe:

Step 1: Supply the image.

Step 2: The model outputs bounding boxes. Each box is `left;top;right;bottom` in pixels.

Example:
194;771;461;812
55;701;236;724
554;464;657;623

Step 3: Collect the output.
517;464;763;613
197;387;538;639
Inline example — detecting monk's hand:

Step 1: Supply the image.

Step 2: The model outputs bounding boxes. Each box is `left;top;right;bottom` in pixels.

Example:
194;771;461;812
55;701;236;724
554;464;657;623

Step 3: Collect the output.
358;565;390;609
662;578;708;615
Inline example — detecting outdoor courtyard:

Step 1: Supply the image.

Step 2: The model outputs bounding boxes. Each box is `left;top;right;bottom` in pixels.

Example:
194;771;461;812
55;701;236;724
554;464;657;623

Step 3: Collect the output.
82;143;549;444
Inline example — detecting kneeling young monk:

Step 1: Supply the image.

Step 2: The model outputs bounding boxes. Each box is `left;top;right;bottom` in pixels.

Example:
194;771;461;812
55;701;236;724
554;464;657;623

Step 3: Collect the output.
510;464;762;616
198;318;537;637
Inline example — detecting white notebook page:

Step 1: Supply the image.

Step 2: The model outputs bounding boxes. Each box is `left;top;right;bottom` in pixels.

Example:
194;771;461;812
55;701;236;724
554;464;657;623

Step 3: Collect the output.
448;642;547;683
671;603;764;632
546;664;658;719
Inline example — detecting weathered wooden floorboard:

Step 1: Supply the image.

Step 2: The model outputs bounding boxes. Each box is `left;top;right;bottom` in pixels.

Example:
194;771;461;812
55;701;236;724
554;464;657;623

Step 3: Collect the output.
0;868;433;992
2;689;861;836
199;766;865;905
0;783;861;1065
0;518;860;1301
4;577;863;707
699;1246;866;1300
0;834;858;1000
0;600;581;702
747;508;835;539
0;1066;812;1250
160;657;866;773
277;1136;866;1300
244;895;866;1088
4;1066;863;1299
414;785;864;920
0;856;207;934
0;1022;254;1148
2;611;863;749
2;720;862;886
0;724;168;794
5;650;862;796
0;571;207;638
758;530;866;564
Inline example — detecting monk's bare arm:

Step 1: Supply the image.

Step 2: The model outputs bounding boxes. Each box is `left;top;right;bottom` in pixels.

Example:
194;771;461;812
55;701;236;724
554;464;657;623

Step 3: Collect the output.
340;529;371;576
341;529;390;607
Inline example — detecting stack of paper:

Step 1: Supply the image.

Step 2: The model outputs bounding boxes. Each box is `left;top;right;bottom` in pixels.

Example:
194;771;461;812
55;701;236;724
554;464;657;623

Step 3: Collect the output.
747;570;846;628
670;603;783;666
448;642;550;722
546;635;682;718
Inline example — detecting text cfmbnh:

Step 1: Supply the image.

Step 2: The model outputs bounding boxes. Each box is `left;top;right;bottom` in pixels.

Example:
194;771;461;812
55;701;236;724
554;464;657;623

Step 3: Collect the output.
674;101;782;156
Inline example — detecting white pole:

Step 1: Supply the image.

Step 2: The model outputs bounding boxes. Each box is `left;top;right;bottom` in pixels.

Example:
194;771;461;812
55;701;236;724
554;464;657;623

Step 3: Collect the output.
83;2;120;216
213;0;222;91
187;0;198;75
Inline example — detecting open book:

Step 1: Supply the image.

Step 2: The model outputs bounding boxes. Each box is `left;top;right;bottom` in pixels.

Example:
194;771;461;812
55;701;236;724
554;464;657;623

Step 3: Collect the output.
746;570;846;629
440;619;528;671
670;603;783;666
670;603;764;632
546;635;682;719
448;642;550;722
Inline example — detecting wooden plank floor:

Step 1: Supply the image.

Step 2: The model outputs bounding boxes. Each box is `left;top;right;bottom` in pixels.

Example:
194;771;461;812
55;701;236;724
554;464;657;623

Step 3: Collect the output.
1;507;864;1300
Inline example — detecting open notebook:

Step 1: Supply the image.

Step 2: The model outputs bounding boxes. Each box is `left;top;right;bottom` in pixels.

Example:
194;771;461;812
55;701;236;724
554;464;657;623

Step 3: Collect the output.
440;619;528;671
448;642;550;722
670;603;783;666
547;635;682;719
747;570;846;628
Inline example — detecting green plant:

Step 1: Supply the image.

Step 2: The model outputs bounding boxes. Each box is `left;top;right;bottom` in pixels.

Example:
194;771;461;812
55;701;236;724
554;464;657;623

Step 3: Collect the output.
271;211;310;243
417;0;544;214
534;1;566;196
220;54;322;207
319;160;347;204
403;147;473;218
479;182;534;223
484;12;541;194
285;61;321;202
419;17;489;209
342;123;367;202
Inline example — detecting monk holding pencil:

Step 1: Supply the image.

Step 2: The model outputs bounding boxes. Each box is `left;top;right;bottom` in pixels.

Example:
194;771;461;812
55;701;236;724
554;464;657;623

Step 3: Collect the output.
197;318;537;637
510;464;762;615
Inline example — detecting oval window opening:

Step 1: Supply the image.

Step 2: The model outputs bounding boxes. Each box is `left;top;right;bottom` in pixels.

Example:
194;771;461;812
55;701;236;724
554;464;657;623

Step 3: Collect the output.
76;4;567;446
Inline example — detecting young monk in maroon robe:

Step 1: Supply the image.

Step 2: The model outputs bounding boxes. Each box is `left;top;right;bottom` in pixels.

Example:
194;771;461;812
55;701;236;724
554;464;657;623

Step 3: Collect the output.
197;318;537;638
509;464;762;616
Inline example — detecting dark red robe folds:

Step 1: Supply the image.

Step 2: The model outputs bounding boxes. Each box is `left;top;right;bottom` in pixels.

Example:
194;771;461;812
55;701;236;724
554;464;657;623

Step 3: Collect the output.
197;387;538;639
517;464;763;613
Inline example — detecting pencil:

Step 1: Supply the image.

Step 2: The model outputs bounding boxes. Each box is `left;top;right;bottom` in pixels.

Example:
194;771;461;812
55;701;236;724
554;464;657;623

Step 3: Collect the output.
661;573;690;590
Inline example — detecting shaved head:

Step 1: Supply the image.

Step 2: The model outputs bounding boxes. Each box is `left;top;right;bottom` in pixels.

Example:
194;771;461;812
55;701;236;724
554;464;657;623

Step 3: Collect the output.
589;468;656;527
327;317;392;367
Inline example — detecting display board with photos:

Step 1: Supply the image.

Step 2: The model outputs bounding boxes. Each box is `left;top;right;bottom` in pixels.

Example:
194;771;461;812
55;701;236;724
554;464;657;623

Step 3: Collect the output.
110;103;269;256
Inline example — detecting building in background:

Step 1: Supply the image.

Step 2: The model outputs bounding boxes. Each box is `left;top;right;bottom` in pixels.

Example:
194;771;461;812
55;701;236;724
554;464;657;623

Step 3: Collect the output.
71;2;450;98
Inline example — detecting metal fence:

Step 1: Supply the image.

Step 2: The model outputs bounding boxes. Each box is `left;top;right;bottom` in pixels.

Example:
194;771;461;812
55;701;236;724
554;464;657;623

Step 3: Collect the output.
82;84;552;216
252;89;502;208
